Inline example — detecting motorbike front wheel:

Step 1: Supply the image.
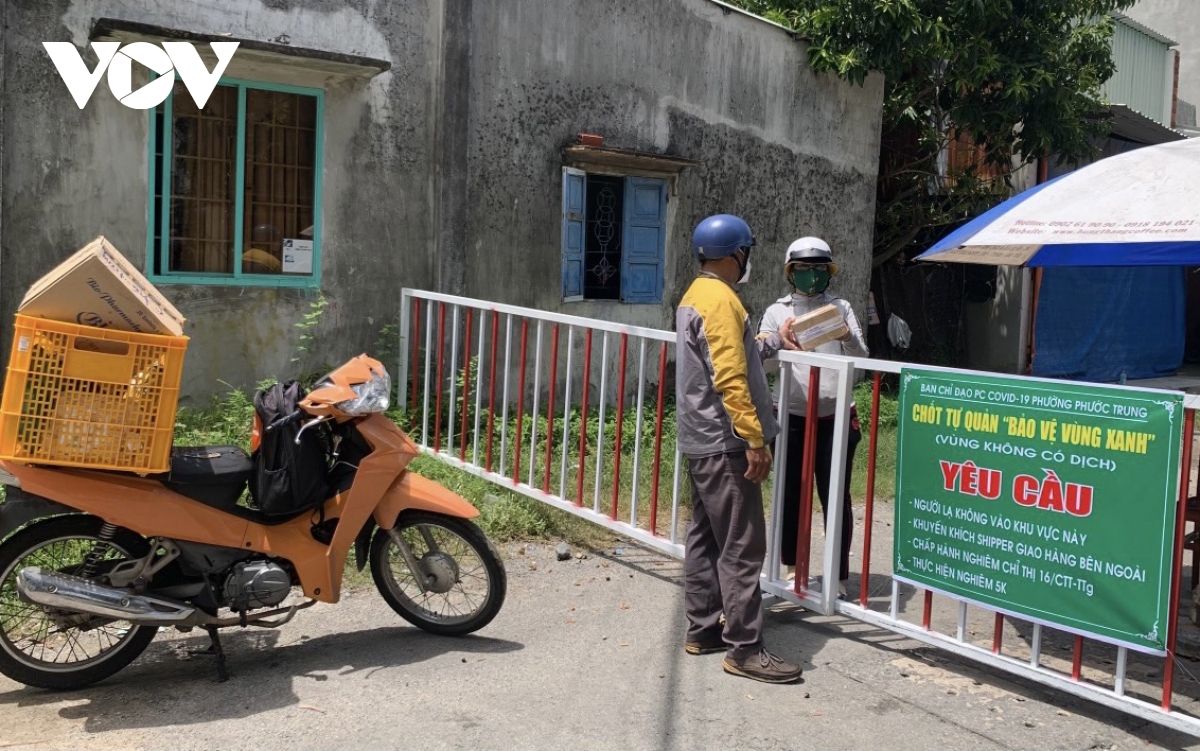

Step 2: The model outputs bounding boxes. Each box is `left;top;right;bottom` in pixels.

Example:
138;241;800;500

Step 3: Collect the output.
369;511;506;636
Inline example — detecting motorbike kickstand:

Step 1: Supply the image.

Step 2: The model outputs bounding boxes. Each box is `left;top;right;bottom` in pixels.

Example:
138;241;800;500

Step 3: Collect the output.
188;626;230;682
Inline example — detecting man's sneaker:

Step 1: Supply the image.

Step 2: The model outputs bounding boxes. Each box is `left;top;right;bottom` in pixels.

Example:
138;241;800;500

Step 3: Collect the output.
722;648;804;684
684;637;727;656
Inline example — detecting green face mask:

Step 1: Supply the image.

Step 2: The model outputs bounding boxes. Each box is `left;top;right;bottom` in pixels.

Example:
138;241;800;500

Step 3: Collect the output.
791;267;831;296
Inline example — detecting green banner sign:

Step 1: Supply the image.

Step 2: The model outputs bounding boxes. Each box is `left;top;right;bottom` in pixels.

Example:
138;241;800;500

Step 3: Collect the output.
894;369;1183;653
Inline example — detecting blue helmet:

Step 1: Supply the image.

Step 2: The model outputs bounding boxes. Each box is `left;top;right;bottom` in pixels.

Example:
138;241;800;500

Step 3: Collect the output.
691;214;755;261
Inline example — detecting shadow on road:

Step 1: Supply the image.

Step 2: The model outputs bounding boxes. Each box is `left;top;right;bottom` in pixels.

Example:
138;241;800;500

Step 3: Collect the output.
0;625;523;733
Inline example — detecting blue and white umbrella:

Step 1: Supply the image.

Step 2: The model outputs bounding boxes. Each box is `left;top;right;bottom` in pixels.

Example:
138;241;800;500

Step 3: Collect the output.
917;137;1200;267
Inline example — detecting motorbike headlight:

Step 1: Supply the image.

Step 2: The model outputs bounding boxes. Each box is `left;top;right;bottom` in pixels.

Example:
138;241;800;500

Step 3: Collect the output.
336;369;391;416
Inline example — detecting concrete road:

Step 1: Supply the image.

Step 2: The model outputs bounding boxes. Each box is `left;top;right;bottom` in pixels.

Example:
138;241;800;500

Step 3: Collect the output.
0;541;1197;751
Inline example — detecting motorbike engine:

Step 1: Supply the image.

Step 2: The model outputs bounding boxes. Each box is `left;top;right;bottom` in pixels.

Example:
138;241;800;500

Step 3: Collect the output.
223;561;292;611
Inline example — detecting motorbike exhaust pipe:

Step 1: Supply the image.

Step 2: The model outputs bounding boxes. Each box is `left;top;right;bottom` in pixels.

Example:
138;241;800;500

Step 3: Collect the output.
16;566;197;625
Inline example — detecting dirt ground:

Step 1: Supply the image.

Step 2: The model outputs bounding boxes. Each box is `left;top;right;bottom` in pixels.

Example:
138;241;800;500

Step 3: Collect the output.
2;521;1200;751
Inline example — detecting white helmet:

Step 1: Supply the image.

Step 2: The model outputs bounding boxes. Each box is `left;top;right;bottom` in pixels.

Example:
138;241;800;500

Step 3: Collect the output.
784;237;838;274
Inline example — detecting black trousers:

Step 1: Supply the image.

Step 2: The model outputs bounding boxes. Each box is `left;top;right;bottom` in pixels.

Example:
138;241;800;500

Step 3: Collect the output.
776;412;861;580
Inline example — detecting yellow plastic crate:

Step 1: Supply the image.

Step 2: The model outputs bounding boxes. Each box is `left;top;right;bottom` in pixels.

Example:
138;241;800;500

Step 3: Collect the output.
0;315;188;473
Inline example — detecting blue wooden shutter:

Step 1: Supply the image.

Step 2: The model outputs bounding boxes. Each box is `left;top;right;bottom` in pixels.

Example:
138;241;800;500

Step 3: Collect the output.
561;168;586;301
620;177;666;303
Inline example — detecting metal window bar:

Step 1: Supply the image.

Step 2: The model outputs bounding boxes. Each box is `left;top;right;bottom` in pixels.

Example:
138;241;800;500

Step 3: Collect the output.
859;371;882;608
543;325;560;494
432;303;446;452
593;333;610;513
630;339;648;528
1031;623;1043;667
498;315;513;478
528;321;545;488
512;319;530;485
610;334;628;520
459;308;474;463
648;342;669;537
472;310;487;467
575;330;594;507
558;327;575;499
767;372;792;584
485;311;501;471
420;301;433;448
794;365;821;596
405;298;420;414
447;305;460;455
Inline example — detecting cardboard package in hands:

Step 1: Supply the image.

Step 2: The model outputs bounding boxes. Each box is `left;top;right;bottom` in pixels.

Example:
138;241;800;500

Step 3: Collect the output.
18;236;185;336
790;304;848;350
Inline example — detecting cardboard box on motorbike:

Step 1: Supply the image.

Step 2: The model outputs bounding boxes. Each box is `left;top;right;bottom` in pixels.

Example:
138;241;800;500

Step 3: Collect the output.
18;236;186;336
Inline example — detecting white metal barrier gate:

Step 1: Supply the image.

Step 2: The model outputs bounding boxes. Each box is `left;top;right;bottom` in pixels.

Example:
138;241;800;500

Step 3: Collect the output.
398;288;1200;737
398;289;687;559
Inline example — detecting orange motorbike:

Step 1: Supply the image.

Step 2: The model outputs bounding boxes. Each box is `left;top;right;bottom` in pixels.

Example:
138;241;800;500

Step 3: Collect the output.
0;355;505;688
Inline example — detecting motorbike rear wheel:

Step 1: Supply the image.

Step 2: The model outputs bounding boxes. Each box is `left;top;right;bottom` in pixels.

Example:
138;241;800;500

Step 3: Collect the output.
369;511;506;636
0;515;157;690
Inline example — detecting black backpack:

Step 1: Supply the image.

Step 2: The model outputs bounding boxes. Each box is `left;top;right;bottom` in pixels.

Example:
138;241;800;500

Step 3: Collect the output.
249;381;332;516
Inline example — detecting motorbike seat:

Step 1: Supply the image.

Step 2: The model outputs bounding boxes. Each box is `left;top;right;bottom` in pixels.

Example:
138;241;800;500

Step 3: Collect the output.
159;446;254;511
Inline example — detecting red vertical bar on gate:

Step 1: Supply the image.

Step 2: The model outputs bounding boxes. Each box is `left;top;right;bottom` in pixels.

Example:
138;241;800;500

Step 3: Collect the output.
458;309;474;462
992;613;1004;654
610;334;629;519
543;325;560;493
575;329;594;506
484;311;501;472
648;342;669;536
922;591;933;630
432;303;447;452
512;320;530;484
1162;407;1195;710
794;366;821;595
409;298;421;413
859;371;882;607
1071;636;1084;681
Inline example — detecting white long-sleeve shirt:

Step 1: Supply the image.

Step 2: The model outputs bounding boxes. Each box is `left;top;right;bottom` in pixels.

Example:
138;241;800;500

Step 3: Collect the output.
758;292;869;418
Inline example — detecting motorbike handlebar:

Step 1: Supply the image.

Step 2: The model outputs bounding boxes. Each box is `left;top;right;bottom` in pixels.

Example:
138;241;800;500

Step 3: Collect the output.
265;410;303;433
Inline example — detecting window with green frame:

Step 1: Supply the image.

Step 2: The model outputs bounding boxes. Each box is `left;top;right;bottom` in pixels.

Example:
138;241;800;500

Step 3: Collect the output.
148;78;324;286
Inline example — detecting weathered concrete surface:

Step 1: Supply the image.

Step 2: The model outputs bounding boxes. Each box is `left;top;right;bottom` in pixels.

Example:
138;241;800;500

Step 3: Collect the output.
0;540;1197;751
1;0;882;399
1;0;437;401
461;0;883;330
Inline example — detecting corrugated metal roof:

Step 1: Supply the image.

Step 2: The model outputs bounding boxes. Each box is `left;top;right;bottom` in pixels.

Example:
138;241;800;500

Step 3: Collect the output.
1108;103;1185;144
703;0;797;37
1103;19;1172;125
1113;13;1177;47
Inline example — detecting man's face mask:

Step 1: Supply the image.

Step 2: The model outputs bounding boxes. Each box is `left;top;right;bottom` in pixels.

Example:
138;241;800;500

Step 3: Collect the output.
791;265;831;295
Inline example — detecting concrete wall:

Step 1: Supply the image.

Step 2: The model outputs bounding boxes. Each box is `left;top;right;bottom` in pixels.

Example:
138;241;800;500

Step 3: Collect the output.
1128;1;1200;113
459;0;883;331
962;267;1030;374
3;0;883;400
1;0;437;403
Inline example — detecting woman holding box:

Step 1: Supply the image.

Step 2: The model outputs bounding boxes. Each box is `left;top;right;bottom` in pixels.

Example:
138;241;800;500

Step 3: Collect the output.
758;237;868;596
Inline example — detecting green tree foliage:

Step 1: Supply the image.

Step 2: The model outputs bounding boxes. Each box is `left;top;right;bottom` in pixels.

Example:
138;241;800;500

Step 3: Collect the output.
733;0;1134;263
